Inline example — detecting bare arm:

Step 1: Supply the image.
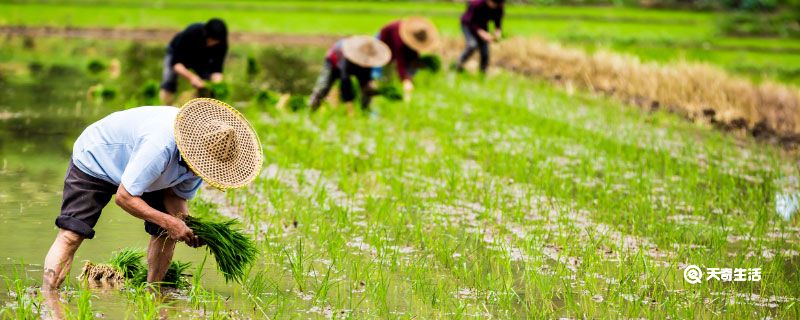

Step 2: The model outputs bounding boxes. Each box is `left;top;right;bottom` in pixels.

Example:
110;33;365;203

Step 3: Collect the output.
173;63;205;88
115;185;200;246
476;28;494;42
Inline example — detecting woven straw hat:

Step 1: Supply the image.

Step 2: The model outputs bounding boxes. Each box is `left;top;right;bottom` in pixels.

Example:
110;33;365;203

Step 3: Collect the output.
398;16;439;53
174;98;263;190
342;35;392;68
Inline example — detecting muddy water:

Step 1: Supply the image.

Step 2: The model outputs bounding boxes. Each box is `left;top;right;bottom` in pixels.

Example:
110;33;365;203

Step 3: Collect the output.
0;41;249;316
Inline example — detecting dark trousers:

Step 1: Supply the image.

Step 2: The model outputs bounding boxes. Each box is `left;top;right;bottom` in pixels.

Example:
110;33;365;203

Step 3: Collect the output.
57;161;170;239
457;24;490;73
309;60;372;110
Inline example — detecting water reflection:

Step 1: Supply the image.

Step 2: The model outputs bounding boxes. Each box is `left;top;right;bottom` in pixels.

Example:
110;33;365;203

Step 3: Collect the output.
775;192;799;221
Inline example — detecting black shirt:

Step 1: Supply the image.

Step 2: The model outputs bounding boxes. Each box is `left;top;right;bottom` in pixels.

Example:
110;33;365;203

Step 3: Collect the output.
167;23;228;75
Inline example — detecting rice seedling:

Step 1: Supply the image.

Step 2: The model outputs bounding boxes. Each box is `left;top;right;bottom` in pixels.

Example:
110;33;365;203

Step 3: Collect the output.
64;285;94;320
375;84;403;101
0;265;42;319
129;261;192;289
107;247;146;279
185;215;259;283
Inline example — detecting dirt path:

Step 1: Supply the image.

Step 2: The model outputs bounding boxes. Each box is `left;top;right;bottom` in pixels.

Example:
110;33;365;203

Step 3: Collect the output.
0;25;338;47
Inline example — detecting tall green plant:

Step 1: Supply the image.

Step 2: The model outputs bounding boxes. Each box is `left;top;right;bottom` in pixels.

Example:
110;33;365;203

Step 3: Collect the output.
185;216;258;283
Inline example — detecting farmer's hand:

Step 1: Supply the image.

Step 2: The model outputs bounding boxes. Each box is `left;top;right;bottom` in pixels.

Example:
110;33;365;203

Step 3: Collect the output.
167;217;202;248
190;75;206;89
494;29;502;42
402;79;413;103
477;29;494;42
210;72;223;83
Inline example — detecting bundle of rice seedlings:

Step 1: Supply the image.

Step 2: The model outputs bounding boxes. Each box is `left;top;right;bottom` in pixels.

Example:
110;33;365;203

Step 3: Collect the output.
79;261;123;283
79;248;192;288
185;216;257;283
130;261;192;288
197;82;230;100
107;248;146;279
417;54;441;73
375;84;403;101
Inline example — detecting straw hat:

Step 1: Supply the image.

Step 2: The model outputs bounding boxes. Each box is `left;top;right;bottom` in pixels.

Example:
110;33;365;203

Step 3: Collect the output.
342;35;392;68
174;98;263;190
398;16;439;53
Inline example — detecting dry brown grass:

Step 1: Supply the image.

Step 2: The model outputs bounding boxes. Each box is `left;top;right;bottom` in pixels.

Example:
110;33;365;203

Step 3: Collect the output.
440;37;800;146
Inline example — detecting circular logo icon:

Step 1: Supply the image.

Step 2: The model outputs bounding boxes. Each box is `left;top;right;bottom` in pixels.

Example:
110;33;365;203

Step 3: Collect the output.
683;265;703;284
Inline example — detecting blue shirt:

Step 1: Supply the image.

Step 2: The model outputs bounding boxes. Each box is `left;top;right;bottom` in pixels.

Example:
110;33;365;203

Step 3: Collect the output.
72;106;202;199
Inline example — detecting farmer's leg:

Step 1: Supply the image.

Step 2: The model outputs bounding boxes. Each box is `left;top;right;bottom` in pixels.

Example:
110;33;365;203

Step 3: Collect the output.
457;24;479;70
159;53;178;105
339;75;357;116
478;39;490;73
141;190;177;283
46;161;116;289
360;83;373;110
147;234;176;283
42;230;83;320
42;229;84;291
357;74;374;110
309;61;336;110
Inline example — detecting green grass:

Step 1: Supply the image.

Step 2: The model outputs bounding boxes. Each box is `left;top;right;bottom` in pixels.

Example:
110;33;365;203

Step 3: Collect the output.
2;0;800;84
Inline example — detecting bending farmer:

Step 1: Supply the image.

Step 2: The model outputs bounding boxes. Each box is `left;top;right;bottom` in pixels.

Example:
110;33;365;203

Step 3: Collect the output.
42;99;262;299
456;0;505;74
309;36;391;115
160;18;229;105
374;17;439;102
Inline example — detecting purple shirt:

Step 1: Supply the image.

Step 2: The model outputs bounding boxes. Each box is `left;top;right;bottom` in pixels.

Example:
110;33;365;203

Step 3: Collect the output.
461;0;504;34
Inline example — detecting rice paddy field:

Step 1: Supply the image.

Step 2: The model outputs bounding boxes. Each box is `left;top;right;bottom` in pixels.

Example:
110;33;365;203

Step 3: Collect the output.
1;1;799;319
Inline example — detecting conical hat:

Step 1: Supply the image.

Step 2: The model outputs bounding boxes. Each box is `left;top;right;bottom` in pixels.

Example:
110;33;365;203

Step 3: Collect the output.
398;16;439;53
342;35;392;68
174;98;263;190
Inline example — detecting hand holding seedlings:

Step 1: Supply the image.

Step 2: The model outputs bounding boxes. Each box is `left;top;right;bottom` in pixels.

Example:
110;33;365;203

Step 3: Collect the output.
190;75;206;89
167;216;203;248
477;29;494;42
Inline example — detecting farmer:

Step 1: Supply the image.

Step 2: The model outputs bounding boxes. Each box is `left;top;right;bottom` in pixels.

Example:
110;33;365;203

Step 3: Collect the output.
309;36;391;115
42;99;262;306
374;17;439;102
160;18;229;105
455;0;505;74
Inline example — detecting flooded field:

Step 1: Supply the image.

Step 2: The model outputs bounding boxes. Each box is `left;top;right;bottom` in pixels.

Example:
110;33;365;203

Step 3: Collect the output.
1;31;799;318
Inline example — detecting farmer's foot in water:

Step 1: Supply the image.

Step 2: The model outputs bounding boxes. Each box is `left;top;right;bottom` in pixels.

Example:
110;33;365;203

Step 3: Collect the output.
42;290;65;320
